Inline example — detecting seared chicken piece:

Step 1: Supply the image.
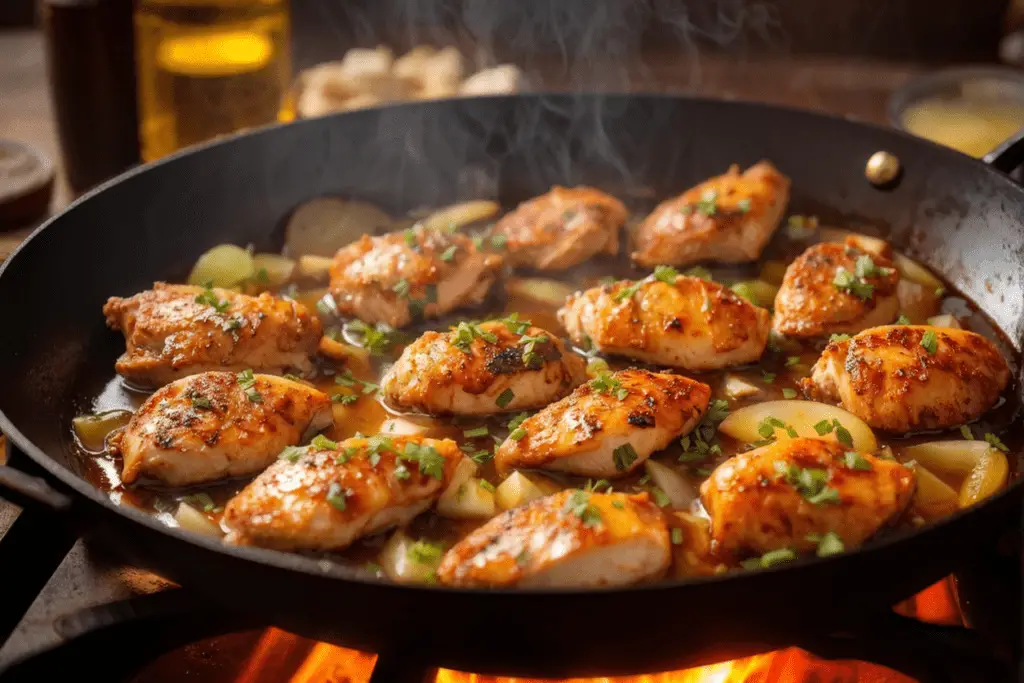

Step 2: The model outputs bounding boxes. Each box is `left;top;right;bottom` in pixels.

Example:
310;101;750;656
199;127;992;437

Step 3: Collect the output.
802;325;1010;432
222;435;462;550
437;490;670;588
701;438;915;558
491;186;628;271
494;368;710;478
104;283;322;388
631;161;790;268
329;225;503;328
381;318;586;415
773;239;900;338
558;274;770;371
108;371;332;486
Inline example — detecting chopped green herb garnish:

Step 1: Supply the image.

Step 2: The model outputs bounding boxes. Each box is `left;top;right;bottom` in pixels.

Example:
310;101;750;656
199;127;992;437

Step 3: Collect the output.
829;333;852;343
762;371;776;384
813;419;833;436
479;480;496;493
653;265;679;283
686;266;713;281
311;434;338;450
782;388;797;399
191;396;213;410
742;548;797;570
613;280;643;302
833;268;875;301
785;356;800;368
612;443;639;472
844;451;872;471
590;371;629;400
469;449;494;465
336;446;358;464
960;425;973;440
325;482;348;511
279;445;306;463
451;321;498;353
563;490;602;527
896;313;911;325
439;245;458;262
758;416;797;440
344;319;404;356
366;435;395;457
935;287;946;297
401;442;446;480
365;562;382;575
507;412;528;432
490;234;507;250
519;333;549;369
392;278;411;298
500;312;532;335
195;286;230;314
368;452;381;467
854;254;893;279
235;369;262;403
636;474;651;486
407;540;444;565
833;420;853;447
695;189;718;216
586;479;612;493
985;432;1009;453
316;296;339;317
611;500;625;509
403;228;419;248
463;426;489;438
815;531;845;557
508;428;527;441
495;388;515;409
651;487;671;507
920;329;938;355
181;492;217;512
394;463;411;480
333;393;358;405
671;527;684;545
737;198;752;213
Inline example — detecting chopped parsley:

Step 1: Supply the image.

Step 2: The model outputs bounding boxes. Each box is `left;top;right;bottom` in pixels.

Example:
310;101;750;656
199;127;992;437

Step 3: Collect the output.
392;278;411;298
935;287;946;297
762;371;776;384
782;388;798;399
775;460;840;505
366;435;395;458
811;531;845;557
985;432;1009;453
612;443;639;471
679;399;728;462
325;482;348;511
829;333;852;343
844;451;872;471
344;319;403;356
439;245;458;262
650;487;671;507
737;198;752;213
785;215;818;240
403;229;419;249
401;442;445;480
785;356;801;368
563;490;602;527
279;445;306;463
685;266;713;281
195;286;230;314
407;540;444;565
463;426;489;438
653;265;679;283
671;527;684;545
757;416;798;440
613;280;643;303
507;412;528;431
590;371;629;400
695;189;718;216
236;369;262;403
190;395;212;410
451;321;498;352
508;428;527;441
832;268;875;301
812;418;853;447
920;329;939;355
519;334;549;369
896;313;911;325
500;312;532;335
336;446;358;464
311;434;338;450
611;500;625;509
741;548;797;570
394;464;411;480
854;254;893;279
495;388;515;409
490;234;508;250
585;479;612;493
333;393;359;405
960;425;974;440
468;448;494;465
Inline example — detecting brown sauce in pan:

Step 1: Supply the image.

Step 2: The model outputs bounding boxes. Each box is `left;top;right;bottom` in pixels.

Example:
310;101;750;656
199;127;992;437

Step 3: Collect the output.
70;208;1023;580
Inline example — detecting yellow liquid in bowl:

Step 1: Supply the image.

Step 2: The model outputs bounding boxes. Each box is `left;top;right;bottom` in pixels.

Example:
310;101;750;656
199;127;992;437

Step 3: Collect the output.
901;98;1024;158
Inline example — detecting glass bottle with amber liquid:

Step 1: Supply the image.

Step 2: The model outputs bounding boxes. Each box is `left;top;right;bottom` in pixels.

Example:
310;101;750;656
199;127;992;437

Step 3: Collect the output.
134;0;294;162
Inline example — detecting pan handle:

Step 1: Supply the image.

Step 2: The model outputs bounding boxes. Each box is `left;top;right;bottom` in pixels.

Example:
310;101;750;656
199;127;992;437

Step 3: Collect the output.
0;463;73;513
982;126;1024;174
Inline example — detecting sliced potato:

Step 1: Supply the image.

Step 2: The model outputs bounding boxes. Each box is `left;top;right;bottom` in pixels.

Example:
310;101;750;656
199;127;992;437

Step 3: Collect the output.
421;200;500;233
959;448;1009;508
758;260;789;286
901;440;994;476
719;400;877;451
907;462;960;521
440;457;478;498
437;478;497;519
926;313;961;329
175;503;224;537
251;253;296;288
505;278;576;308
893;252;944;291
379;530;441;584
896;280;941;324
644;460;697;510
297;254;334;282
317;335;372;371
730;280;778;308
724;375;760;399
72;410;133;452
187;244;255;287
495;470;546;510
285;197;394;258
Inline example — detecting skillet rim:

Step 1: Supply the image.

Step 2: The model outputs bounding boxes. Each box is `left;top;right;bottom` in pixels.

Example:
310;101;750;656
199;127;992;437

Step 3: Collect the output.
0;92;1021;598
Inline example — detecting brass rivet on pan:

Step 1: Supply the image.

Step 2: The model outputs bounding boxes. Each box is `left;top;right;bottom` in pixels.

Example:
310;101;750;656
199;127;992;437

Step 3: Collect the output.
866;151;901;187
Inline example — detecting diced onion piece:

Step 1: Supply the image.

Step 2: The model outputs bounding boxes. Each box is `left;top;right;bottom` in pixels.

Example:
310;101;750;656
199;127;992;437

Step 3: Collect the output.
896;280;941;324
379;530;440;583
251;253;296;288
926;313;961;329
495;471;546;510
437;478;497;519
959;448;1009;508
730;280;778;308
286;198;394;257
724;374;760;399
907;462;960;521
719;400;877;451
421;200;500;233
505;278;576;308
174;503;224;537
893;252;944;291
901;440;994;477
317;335;372;371
818;228;889;257
72;410;133;452
644;460;697;510
297;255;334;282
187;244;256;287
758;261;789;286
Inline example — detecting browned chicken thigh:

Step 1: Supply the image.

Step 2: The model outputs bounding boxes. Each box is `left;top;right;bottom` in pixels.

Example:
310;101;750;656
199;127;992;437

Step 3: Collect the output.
631;161;790;268
108;371;332;486
437;490;670;588
773;240;900;338
494;368;710;478
802;325;1010;432
558;273;770;371
490;186;628;270
701;438;915;558
103;283;322;388
222;435;462;551
329;225;503;328
381;318;586;415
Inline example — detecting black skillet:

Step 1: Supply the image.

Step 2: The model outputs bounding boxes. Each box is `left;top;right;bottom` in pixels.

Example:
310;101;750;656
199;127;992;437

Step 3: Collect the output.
0;95;1021;678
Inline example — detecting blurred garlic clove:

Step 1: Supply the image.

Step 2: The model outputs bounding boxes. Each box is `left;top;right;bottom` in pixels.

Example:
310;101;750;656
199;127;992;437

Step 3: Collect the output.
459;64;522;96
421;46;464;97
393;45;437;87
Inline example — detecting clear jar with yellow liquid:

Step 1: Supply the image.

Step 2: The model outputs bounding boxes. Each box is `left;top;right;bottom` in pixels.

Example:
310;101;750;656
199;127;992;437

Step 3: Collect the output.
134;0;294;161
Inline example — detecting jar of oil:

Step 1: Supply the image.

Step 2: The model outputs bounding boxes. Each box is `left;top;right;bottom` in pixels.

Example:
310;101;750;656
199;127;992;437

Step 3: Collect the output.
134;0;293;162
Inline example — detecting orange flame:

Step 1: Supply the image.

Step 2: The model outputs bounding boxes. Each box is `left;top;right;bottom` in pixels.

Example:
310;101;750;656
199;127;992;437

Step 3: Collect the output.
234;579;959;683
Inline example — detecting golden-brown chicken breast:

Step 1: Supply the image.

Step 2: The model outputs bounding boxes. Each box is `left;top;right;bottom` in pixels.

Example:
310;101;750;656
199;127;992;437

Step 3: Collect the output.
103;283;322;388
494;368;710;478
558;273;770;371
329;225;503;328
772;239;900;338
437;490;670;588
700;438;915;558
222;435;462;551
491;186;628;271
380;317;586;415
108;371;332;486
631;161;790;268
802;325;1010;432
